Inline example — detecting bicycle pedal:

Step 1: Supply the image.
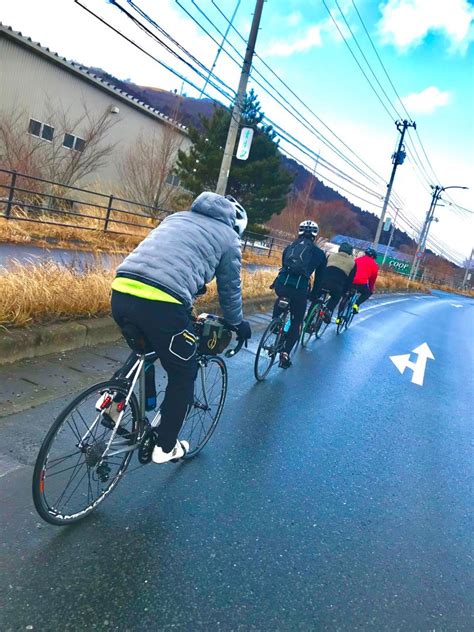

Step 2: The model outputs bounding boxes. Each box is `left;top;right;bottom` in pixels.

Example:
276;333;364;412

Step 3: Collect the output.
137;429;155;465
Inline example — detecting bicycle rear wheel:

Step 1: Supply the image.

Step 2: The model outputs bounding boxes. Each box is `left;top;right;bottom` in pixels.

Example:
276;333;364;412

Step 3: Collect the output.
254;318;281;381
32;381;139;525
300;304;318;347
345;310;356;330
179;355;227;458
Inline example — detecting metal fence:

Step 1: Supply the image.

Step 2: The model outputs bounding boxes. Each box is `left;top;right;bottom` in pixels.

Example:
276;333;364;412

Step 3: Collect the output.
0;168;291;257
0;168;170;238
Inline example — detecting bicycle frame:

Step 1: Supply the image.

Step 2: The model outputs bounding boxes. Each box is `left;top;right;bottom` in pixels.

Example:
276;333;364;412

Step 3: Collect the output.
84;351;156;462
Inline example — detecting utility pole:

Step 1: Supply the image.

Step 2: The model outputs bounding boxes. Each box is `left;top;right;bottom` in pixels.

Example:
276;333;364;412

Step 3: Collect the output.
381;207;399;266
410;186;440;281
462;247;473;289
216;0;265;195
409;184;469;281
373;119;416;250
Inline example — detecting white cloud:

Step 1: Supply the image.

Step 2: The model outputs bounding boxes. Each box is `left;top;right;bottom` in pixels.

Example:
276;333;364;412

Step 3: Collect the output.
401;86;452;114
266;25;323;57
378;0;474;54
287;12;302;27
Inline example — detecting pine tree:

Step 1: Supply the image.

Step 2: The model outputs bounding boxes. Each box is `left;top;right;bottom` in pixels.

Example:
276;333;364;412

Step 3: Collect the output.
175;90;293;226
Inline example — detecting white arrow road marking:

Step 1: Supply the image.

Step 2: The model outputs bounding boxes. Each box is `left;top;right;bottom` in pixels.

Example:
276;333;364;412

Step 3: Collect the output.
451;304;463;308
389;342;435;386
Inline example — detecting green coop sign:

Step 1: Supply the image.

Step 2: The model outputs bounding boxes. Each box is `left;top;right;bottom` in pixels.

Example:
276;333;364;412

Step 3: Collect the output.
377;255;412;277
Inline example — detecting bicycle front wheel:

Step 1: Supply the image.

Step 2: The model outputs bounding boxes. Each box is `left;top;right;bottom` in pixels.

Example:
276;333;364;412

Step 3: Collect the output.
179;355;227;458
336;314;346;335
254;318;281;381
32;381;139;526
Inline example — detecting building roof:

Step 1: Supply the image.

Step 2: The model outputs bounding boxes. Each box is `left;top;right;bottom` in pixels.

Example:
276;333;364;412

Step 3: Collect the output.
0;22;188;135
331;234;411;261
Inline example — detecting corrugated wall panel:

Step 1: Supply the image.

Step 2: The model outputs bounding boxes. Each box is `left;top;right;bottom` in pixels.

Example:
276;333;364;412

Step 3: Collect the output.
0;36;191;186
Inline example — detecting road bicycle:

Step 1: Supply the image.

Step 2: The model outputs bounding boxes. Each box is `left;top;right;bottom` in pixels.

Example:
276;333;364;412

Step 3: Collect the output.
300;290;332;347
253;297;299;381
32;315;243;526
336;289;361;335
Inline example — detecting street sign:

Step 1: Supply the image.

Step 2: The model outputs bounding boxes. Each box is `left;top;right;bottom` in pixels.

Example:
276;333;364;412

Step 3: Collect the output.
383;217;392;231
390;342;434;387
377;254;411;276
236;127;254;160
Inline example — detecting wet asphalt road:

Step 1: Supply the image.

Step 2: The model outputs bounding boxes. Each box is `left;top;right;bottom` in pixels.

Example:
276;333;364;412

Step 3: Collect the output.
0;291;473;631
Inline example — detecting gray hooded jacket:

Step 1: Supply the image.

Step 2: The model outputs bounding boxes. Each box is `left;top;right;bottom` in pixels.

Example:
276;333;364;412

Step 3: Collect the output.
116;192;243;325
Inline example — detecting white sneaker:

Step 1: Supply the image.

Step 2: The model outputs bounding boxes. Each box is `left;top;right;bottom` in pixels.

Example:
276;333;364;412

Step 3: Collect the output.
152;440;189;464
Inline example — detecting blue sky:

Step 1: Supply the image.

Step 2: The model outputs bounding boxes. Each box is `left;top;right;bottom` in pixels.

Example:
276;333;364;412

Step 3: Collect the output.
2;0;473;262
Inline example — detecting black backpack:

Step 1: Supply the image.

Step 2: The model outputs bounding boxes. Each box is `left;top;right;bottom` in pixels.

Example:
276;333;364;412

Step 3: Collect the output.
282;238;314;278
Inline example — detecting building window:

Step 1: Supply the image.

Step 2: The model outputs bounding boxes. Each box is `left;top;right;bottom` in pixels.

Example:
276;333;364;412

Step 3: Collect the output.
166;174;180;187
74;137;85;152
63;133;75;149
63;133;85;152
28;118;55;141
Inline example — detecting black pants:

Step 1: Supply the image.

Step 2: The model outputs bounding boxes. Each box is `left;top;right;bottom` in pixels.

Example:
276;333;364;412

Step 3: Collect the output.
352;283;372;306
313;287;343;312
338;284;371;315
111;291;198;453
272;282;307;353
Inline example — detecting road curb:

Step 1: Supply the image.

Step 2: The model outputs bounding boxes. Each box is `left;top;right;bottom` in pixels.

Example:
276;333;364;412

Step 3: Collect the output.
0;295;276;366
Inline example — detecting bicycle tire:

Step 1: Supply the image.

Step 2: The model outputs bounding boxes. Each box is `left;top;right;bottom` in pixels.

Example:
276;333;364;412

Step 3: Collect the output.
315;315;329;338
179;356;227;458
336;315;346;335
301;304;318;347
32;381;139;526
254;318;281;381
345;311;355;330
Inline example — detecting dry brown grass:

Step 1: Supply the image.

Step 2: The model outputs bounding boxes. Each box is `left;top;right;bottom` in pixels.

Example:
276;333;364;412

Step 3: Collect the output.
0;207;285;268
0;261;276;330
0;205;153;253
3;260;471;332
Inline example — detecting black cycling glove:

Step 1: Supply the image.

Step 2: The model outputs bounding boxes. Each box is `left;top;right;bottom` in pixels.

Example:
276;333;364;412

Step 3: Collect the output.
236;320;252;340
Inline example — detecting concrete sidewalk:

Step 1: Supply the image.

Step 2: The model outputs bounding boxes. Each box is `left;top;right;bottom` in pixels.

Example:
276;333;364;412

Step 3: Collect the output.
0;309;273;419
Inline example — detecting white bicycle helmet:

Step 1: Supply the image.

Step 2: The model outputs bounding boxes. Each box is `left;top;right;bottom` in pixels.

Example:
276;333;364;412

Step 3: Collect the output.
298;219;319;239
225;195;248;237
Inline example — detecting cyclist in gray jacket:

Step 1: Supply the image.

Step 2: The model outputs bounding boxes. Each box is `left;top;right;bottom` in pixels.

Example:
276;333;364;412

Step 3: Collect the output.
110;192;251;464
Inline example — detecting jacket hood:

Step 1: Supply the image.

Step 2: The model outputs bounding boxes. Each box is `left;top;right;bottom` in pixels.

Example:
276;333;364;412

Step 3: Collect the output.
191;192;236;228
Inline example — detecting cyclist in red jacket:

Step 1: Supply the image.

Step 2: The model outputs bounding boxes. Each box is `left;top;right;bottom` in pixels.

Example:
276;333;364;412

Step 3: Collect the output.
351;247;379;312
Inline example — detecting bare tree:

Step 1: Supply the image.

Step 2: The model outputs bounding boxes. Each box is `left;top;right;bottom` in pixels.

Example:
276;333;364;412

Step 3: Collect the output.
43;101;118;187
0;107;45;177
118;119;185;216
0;102;117;187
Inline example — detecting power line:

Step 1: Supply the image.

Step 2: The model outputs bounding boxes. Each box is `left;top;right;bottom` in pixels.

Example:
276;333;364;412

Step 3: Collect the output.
350;0;412;121
321;0;396;122
333;0;401;120
209;0;388;185
173;0;384;186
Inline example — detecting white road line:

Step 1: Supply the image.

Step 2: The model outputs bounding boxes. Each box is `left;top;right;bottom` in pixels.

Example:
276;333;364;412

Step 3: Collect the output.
360;298;411;313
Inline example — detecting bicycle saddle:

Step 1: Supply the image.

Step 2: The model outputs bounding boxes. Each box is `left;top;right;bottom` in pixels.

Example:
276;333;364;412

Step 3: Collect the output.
121;321;148;353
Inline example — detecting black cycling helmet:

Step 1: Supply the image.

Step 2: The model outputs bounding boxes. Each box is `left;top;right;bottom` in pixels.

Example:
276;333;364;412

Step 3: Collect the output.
339;242;353;255
365;247;377;259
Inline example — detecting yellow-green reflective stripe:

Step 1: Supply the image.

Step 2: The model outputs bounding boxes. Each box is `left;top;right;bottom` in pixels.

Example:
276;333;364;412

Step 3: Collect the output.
112;277;182;304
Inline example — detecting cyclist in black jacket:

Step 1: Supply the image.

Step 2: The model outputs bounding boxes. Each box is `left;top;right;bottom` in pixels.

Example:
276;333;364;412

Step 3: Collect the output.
271;220;326;368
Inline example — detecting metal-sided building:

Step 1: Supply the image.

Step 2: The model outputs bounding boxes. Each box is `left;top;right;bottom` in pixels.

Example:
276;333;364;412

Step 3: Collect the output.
0;22;191;188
